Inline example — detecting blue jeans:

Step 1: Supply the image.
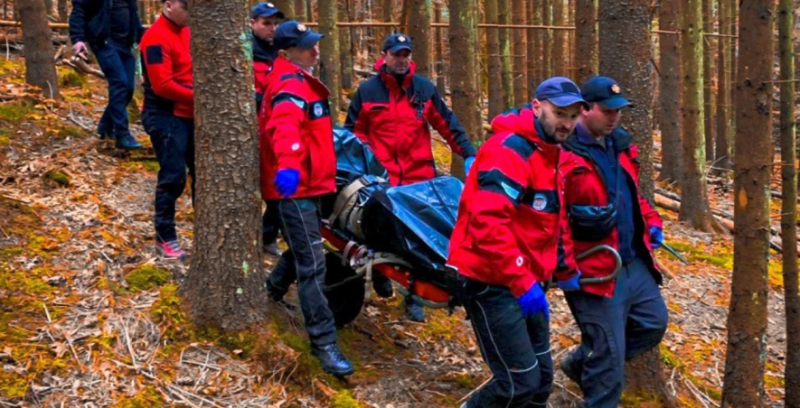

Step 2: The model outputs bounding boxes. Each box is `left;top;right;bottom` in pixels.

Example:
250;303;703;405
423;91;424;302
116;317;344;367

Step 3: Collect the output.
92;40;136;138
142;112;195;243
460;276;553;408
565;256;668;408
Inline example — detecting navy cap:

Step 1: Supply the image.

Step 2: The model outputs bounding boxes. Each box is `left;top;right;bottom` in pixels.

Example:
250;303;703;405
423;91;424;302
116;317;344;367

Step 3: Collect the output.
250;2;285;19
274;20;323;50
535;76;589;109
581;76;632;109
382;33;413;53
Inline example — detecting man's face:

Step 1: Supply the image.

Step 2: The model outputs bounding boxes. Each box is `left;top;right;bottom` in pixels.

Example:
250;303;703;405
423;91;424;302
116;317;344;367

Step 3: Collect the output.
251;16;281;42
582;103;622;136
382;49;412;75
165;0;189;27
286;44;320;71
533;99;582;142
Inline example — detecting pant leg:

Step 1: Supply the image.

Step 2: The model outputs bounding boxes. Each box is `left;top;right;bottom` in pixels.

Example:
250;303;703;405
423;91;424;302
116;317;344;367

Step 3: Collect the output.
183;118;196;206
94;41;134;138
527;313;553;407
262;200;280;244
624;257;668;360
92;43;118;136
276;198;337;347
143;113;190;242
268;248;297;292
461;277;542;408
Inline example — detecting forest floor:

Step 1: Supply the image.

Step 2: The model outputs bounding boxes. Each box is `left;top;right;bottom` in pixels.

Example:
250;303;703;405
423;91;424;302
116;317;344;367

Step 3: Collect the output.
0;55;793;407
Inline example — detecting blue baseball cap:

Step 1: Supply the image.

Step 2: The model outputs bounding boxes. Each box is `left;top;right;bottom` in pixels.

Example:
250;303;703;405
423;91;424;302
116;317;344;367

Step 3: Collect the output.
535;76;589;109
581;76;632;109
382;33;413;53
250;2;285;19
274;20;323;50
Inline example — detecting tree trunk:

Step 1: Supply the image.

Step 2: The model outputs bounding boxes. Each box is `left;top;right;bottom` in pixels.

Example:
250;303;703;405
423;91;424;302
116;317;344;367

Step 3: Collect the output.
511;0;527;106
407;0;432;77
529;0;543;87
714;0;732;171
486;0;504;117
382;0;395;39
338;0;354;89
678;0;716;231
185;0;267;331
57;0;66;22
272;0;294;18
599;0;654;200
318;0;341;124
43;0;51;15
449;0;479;178
18;0;60;100
498;0;514;108
552;0;565;75
721;0;774;406
400;0;411;33
779;0;800;405
541;0;552;79
574;0;597;83
294;0;307;20
657;0;681;183
434;5;446;95
624;347;677;407
702;0;715;162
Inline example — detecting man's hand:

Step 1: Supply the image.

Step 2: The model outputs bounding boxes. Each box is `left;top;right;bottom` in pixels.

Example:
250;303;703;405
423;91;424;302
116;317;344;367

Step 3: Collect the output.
464;156;475;177
274;168;300;198
558;271;581;292
517;283;549;320
72;41;89;60
649;226;663;249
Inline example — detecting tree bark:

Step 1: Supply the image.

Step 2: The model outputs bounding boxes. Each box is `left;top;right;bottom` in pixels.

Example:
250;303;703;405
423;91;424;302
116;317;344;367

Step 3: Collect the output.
407;0;432;77
721;1;774;406
702;0;715;162
779;0;800;405
449;0;480;179
382;0;395;39
434;4;446;95
294;0;307;20
400;0;411;33
318;0;341;124
272;0;294;19
43;0;51;16
526;0;538;96
529;0;543;87
498;0;514;108
714;0;732;171
657;0;682;183
624;347;677;407
185;0;268;331
511;0;527;106
57;0;66;22
18;0;60;100
574;0;597;83
541;0;551;79
486;0;504;117
338;0;354;89
552;0;565;75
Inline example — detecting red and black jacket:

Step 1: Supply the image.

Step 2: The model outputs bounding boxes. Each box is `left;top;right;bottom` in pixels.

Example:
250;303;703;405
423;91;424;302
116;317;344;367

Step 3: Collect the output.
252;32;278;112
258;56;336;201
139;15;193;118
560;125;664;298
344;59;477;186
447;108;576;297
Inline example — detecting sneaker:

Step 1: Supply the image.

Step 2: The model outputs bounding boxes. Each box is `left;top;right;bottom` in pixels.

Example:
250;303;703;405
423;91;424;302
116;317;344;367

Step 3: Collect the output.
405;297;425;322
263;241;283;256
265;279;287;302
156;240;187;260
371;272;394;298
559;348;584;387
115;134;143;150
311;343;354;376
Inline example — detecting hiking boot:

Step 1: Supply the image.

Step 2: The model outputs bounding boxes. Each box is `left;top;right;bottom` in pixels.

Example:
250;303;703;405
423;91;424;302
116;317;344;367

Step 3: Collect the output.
371;272;394;298
97;132;113;140
115;134;143;150
560;348;584;387
405;297;425;322
265;278;287;302
311;343;354;377
263;241;282;256
156;240;187;260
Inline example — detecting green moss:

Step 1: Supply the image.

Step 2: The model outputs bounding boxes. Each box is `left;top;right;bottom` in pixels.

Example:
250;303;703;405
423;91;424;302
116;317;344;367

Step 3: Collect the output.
112;386;165;408
44;171;70;187
666;241;732;269
123;160;160;173
58;126;85;139
58;70;88;88
150;284;195;341
329;390;361;408
659;343;680;369
0;102;35;124
125;265;170;292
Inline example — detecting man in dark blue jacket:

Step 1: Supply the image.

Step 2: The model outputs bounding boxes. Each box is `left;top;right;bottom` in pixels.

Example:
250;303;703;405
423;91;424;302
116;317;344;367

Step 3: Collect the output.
69;0;145;150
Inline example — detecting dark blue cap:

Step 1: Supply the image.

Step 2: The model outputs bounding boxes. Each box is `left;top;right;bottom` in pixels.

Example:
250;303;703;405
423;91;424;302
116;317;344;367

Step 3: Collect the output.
535;76;589;109
274;20;323;50
581;76;632;109
382;33;413;53
250;2;285;20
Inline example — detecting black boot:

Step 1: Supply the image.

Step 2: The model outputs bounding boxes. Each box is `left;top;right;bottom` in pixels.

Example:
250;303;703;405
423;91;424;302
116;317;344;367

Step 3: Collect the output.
559;348;584;386
265;279;288;302
311;343;354;376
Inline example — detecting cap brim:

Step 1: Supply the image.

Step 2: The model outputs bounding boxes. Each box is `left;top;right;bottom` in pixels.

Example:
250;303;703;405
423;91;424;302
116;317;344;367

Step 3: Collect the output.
599;96;632;109
548;94;590;109
267;10;285;19
386;45;412;53
297;32;323;49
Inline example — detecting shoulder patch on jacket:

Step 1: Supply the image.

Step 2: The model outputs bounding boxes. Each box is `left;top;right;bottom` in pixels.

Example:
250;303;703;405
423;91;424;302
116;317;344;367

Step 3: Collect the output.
477;169;524;204
502;134;536;161
145;45;164;64
272;92;306;109
280;73;305;82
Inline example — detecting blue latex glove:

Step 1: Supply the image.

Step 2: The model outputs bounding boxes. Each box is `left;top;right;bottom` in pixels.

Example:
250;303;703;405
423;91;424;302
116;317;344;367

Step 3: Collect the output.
650;226;663;249
274;168;300;198
558;271;581;292
517;283;549;320
464;156;475;176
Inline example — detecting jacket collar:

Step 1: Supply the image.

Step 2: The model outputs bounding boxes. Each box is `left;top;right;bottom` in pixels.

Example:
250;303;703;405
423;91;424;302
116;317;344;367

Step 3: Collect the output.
252;32;277;63
374;58;417;94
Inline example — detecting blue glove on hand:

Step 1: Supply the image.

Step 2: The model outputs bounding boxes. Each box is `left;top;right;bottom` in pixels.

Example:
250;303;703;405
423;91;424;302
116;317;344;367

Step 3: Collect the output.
274;168;300;198
650;226;664;249
558;271;581;292
464;157;475;176
517;283;549;320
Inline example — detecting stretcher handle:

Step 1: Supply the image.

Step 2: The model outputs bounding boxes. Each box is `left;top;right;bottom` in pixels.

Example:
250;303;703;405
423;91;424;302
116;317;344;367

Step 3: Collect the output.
573;244;623;285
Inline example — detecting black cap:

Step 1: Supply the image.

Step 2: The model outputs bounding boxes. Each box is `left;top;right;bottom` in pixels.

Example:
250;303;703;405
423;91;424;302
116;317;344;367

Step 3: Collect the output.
250;2;285;19
274;20;323;50
581;76;632;109
382;33;413;53
535;76;589;109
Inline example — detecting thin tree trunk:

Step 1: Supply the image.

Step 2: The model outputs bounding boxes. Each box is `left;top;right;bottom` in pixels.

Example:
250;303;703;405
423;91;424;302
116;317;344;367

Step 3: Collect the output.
338;0;353;89
486;0;504;117
779;0;800;405
18;0;60;100
407;0;432;77
294;0;307;20
57;0;66;22
498;0;514;108
511;0;527;106
43;0;51;16
383;0;394;39
541;0;552;79
273;0;294;18
526;0;538;96
185;0;267;331
657;0;682;183
319;0;341;124
530;0;543;87
399;0;411;33
574;0;597;83
702;0;715;162
449;0;480;179
721;0;775;406
552;0;565;75
715;0;732;171
435;5;446;95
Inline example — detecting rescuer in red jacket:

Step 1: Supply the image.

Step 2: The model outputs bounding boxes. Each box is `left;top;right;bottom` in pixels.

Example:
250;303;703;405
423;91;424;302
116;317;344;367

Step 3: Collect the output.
344;33;478;321
139;0;193;260
557;76;668;408
447;77;586;408
259;21;353;377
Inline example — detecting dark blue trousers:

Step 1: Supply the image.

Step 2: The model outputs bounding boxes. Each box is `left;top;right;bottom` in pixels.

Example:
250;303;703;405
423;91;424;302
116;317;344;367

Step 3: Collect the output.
460;276;553;408
93;40;136;139
565;256;668;408
142;112;195;243
262;200;280;245
267;198;337;347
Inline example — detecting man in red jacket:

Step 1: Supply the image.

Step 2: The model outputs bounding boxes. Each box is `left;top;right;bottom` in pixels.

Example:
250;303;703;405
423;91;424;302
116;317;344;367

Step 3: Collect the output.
139;0;193;259
344;33;478;321
260;21;353;377
557;76;668;408
448;77;585;408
